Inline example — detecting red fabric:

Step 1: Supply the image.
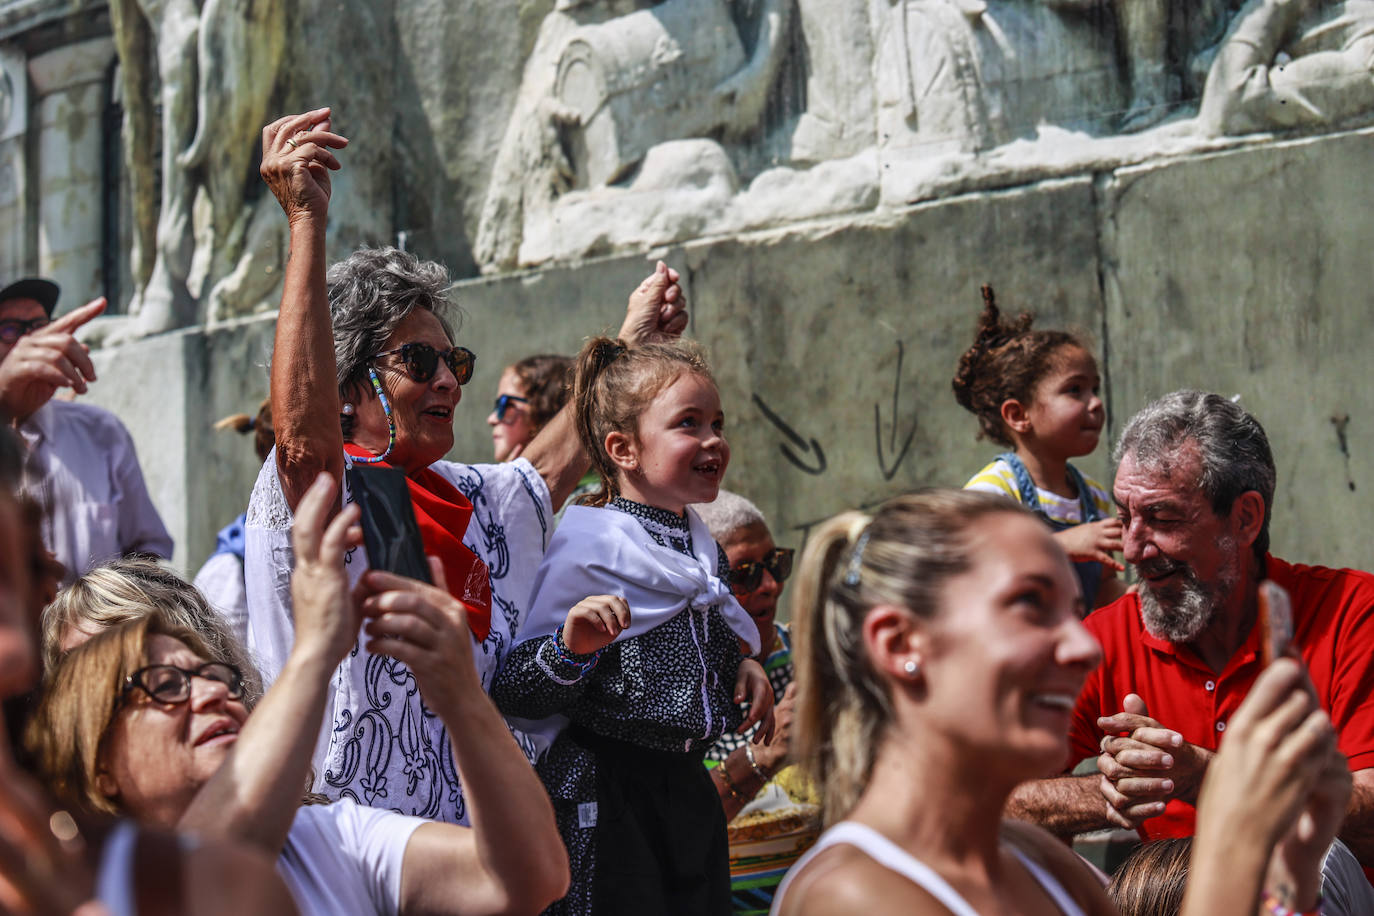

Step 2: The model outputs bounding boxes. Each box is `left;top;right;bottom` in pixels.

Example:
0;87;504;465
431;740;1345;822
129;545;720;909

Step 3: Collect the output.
344;446;491;641
1070;556;1374;845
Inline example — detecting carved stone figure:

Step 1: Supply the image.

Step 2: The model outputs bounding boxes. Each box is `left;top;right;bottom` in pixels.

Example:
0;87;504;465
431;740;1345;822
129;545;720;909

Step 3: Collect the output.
1198;0;1374;137
474;0;790;273
110;0;285;334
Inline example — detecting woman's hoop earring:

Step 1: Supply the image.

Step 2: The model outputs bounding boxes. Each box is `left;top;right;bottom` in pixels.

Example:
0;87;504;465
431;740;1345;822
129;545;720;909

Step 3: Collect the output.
349;367;396;465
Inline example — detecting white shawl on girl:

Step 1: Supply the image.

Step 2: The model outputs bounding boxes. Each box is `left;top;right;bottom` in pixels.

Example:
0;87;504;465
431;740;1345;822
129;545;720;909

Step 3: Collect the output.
515;505;761;654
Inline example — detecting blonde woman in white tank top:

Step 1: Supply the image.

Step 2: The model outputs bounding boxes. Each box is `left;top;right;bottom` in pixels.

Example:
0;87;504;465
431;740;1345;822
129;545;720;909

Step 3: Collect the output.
775;491;1348;916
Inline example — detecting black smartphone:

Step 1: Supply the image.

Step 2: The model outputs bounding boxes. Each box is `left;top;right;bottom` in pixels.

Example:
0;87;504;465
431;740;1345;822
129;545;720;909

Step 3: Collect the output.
345;465;432;583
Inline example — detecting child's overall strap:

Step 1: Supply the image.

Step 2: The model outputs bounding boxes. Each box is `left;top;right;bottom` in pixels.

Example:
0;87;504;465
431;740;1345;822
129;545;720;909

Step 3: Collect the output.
995;452;1051;522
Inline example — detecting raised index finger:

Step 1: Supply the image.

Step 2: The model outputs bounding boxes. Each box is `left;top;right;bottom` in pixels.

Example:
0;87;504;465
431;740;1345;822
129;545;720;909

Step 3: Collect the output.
49;297;106;333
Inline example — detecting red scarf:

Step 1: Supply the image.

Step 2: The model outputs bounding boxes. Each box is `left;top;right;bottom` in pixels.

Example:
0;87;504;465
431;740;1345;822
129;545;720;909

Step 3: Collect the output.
343;446;491;641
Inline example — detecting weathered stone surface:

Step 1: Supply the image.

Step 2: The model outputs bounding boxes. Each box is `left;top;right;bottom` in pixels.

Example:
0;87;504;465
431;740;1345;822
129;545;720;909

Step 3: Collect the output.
83;124;1374;575
1101;127;1374;569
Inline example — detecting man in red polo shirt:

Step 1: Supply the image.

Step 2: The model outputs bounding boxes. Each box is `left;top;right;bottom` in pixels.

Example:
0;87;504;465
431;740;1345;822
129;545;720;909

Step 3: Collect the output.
1006;390;1374;869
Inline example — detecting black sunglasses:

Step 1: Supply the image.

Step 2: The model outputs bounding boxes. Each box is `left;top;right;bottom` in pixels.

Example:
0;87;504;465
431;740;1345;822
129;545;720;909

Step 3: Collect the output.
493;393;529;423
373;343;475;385
120;662;244;707
729;547;795;593
0;317;49;345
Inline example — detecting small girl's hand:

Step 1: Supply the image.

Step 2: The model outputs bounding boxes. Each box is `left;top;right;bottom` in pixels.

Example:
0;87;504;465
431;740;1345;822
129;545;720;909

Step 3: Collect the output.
1054;518;1125;570
735;658;776;743
563;595;631;655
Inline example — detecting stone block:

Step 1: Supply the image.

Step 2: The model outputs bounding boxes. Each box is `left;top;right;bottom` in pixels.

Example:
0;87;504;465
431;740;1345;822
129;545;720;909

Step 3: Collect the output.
1101;128;1374;570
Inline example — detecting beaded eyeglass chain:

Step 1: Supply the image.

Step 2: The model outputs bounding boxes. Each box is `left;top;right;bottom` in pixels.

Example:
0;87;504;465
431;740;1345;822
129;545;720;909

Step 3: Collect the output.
349;367;396;465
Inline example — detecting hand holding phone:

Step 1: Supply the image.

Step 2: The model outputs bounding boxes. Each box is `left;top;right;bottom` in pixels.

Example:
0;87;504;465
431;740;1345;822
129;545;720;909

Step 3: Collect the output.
346;466;431;584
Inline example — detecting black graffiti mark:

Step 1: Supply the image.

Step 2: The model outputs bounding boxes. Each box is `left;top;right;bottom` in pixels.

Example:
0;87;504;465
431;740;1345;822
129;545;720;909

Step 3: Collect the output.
1332;414;1356;492
752;393;827;476
874;340;917;481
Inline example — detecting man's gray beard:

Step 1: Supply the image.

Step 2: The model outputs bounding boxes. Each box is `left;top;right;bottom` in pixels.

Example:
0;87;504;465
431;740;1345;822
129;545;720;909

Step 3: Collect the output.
1138;540;1240;644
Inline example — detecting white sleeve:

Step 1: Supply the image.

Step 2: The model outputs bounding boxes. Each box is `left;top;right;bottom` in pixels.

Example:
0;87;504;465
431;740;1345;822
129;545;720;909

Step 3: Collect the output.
333;802;429;916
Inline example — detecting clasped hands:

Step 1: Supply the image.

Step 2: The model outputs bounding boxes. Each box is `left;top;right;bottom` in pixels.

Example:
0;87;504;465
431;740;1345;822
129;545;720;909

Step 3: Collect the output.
1096;694;1213;829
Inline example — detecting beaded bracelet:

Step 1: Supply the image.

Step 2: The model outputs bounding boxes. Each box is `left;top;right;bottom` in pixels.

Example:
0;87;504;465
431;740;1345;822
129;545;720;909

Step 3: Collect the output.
552;625;603;676
1262;892;1322;916
718;762;748;804
744;742;769;782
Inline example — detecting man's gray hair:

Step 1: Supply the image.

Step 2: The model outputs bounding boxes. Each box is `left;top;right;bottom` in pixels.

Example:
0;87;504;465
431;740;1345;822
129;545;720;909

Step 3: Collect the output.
692;489;768;543
1114;390;1275;560
327;246;458;399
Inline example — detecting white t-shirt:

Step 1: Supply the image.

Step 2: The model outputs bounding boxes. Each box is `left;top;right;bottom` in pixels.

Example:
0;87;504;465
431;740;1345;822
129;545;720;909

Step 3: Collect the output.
193;551;249;647
244;451;553;824
278;801;426;916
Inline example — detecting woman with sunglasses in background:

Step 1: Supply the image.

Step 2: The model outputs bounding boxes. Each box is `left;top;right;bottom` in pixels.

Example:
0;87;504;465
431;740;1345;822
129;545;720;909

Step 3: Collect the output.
695;490;811;915
488;354;572;463
248;108;689;826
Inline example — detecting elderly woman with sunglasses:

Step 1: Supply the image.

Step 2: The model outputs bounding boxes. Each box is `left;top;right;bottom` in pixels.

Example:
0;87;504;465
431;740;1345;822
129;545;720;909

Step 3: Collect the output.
250;108;688;825
28;473;569;916
694;490;798;818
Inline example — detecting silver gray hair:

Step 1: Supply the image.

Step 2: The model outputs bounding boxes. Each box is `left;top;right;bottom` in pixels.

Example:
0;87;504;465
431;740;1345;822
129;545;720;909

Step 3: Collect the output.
327;247;458;403
691;489;768;543
1114;390;1275;561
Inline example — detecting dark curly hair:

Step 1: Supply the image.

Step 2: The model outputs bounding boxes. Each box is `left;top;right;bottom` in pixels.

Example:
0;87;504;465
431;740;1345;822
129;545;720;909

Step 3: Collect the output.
509;354;574;434
951;284;1086;447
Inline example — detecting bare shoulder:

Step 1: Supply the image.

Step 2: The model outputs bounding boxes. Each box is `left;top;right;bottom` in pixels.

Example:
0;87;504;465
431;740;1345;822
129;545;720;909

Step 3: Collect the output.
777;844;959;916
1001;820;1116;916
185;838;299;915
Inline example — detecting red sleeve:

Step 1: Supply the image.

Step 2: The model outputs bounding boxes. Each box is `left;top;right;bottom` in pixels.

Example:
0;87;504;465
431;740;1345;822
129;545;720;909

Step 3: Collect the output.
1326;576;1374;772
1065;644;1105;771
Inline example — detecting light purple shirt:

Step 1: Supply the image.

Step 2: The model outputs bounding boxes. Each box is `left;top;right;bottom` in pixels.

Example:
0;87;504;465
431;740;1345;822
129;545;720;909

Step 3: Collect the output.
19;398;173;583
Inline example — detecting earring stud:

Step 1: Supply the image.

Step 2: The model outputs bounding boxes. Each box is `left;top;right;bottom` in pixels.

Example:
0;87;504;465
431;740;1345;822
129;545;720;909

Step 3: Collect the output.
903;659;919;676
342;403;355;416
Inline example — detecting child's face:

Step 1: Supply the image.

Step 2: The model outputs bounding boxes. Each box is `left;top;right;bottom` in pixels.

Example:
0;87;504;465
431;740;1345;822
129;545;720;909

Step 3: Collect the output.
1027;345;1103;458
613;371;728;514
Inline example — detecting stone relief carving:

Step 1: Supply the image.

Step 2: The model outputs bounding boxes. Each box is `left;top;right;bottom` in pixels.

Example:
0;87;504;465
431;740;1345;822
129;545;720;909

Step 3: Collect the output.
475;0;792;273
1198;0;1374;137
109;0;285;335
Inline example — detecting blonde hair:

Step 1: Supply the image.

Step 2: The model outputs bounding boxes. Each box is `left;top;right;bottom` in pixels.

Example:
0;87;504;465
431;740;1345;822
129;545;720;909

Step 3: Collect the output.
27;613;219;817
571;336;714;507
42;559;262;706
791;489;1033;824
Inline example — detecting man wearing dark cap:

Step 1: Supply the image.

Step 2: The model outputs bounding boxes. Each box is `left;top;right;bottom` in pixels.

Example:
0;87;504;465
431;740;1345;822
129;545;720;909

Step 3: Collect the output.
0;278;172;582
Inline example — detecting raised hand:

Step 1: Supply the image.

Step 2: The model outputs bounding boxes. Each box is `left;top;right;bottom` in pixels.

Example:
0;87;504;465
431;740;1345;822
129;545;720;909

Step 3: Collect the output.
260;107;349;225
1054;517;1124;570
562;595;631;656
619;261;688;346
288;472;363;665
736;658;776;743
0;298;105;422
359;561;483;716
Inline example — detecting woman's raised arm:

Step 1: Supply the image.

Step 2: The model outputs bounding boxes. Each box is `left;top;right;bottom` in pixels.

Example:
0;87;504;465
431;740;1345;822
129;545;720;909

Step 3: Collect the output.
260;108;350;512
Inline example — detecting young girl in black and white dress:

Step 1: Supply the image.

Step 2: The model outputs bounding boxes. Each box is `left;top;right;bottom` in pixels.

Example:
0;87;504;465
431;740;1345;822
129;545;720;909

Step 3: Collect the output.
493;338;775;916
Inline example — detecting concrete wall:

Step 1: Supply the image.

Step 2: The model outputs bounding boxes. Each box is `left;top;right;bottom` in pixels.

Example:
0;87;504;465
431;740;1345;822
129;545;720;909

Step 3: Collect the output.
83;123;1374;576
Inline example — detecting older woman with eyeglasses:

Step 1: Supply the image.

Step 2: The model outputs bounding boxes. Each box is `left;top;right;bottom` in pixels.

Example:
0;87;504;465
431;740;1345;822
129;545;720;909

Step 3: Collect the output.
28;473;568;916
248;108;687;825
